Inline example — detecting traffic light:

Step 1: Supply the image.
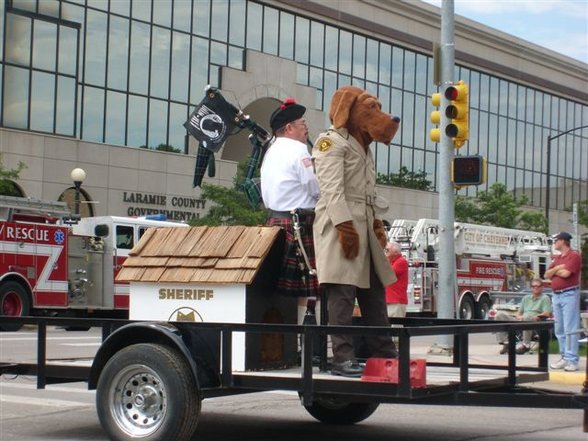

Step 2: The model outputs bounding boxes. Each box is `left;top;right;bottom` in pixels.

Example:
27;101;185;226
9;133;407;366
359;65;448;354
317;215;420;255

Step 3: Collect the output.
430;92;441;143
452;155;486;186
445;80;469;148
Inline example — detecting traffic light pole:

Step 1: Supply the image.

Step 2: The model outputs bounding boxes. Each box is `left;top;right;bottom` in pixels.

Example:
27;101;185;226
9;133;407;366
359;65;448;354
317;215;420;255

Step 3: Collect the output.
434;0;457;352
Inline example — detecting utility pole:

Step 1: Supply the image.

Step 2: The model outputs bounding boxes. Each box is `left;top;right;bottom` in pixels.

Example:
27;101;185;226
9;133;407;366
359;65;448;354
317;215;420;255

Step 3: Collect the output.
544;125;588;228
433;0;457;352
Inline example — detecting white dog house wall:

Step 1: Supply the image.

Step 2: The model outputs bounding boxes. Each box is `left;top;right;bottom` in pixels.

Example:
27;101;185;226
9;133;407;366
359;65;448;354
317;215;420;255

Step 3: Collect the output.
117;225;297;371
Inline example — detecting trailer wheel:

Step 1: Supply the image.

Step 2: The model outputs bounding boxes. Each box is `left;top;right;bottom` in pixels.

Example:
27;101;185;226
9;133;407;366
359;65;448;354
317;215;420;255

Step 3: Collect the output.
475;296;492;320
0;281;30;332
304;398;379;424
96;343;200;441
459;296;475;320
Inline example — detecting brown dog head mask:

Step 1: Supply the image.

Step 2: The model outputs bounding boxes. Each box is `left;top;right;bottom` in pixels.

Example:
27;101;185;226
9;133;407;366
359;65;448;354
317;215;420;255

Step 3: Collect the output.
329;86;400;150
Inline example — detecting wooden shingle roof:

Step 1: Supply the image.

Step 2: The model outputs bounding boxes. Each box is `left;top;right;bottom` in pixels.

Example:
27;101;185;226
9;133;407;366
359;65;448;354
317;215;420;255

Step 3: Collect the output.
117;226;282;284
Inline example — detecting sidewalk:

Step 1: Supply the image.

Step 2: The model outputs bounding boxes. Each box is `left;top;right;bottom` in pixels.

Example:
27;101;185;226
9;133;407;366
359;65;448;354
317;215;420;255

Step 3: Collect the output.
408;335;586;390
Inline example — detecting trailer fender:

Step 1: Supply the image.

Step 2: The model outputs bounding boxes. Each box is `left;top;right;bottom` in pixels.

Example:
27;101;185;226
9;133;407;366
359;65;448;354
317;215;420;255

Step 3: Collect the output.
88;321;199;390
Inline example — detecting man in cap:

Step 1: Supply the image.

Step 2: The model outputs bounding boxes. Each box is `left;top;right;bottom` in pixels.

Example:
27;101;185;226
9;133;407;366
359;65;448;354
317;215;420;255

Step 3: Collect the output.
260;98;320;300
544;231;582;372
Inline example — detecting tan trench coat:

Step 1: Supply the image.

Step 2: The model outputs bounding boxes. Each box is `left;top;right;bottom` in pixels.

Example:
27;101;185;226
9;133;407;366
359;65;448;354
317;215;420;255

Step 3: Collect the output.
312;127;396;289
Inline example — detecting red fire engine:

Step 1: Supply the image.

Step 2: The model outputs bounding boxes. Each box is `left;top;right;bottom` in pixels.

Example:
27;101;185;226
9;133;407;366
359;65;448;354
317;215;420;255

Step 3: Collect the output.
388;218;551;319
0;195;186;330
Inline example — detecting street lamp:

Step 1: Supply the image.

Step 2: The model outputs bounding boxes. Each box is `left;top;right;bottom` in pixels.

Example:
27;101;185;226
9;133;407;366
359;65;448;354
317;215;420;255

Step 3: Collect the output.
70;168;86;217
545;125;588;228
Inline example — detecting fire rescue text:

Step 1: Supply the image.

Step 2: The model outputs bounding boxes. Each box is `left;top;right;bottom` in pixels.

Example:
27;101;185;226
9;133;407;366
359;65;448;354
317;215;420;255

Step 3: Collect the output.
0;224;51;242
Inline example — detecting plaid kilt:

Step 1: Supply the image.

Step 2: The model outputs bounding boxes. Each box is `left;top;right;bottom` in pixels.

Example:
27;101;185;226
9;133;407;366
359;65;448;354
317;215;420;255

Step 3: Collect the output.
267;214;319;297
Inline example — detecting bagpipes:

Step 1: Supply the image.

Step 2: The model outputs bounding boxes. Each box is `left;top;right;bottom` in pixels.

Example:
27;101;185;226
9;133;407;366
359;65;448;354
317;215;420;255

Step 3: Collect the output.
184;86;271;207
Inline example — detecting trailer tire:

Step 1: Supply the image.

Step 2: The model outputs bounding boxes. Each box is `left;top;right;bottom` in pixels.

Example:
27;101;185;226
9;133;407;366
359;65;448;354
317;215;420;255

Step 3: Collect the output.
0;281;30;332
475;296;492;320
459;295;475;320
304;399;379;424
96;343;200;441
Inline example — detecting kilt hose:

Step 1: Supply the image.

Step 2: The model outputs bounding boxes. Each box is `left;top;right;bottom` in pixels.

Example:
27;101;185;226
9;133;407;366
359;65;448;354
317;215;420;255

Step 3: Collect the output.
267;213;319;298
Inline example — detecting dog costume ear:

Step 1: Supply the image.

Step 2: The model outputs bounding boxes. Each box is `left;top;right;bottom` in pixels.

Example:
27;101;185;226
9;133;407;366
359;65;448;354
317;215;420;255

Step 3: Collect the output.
329;87;359;128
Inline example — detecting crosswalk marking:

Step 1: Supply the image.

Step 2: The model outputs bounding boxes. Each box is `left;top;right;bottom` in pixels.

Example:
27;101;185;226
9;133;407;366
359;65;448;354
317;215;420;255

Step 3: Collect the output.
0;382;93;394
0;394;93;408
0;336;101;342
62;342;102;347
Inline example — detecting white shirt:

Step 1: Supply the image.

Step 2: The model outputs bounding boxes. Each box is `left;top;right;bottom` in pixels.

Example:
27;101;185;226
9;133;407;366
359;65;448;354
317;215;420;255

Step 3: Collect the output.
260;136;320;211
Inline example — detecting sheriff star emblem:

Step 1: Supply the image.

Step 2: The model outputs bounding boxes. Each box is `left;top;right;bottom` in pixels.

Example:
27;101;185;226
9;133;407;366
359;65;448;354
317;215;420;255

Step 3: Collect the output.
318;138;332;152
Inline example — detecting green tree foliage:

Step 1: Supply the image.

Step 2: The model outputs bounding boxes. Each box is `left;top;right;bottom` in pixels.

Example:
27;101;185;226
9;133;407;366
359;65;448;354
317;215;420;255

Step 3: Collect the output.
455;182;547;233
0;154;26;196
517;211;548;234
376;166;433;191
190;160;266;226
140;144;182;153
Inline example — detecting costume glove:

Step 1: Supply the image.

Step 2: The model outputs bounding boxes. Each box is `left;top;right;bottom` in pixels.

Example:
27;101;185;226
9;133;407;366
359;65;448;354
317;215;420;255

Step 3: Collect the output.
373;219;388;249
335;220;360;259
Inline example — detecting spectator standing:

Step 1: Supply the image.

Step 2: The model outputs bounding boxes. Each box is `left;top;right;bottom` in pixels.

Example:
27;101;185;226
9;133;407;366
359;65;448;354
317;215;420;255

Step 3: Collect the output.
544;232;582;372
385;241;409;318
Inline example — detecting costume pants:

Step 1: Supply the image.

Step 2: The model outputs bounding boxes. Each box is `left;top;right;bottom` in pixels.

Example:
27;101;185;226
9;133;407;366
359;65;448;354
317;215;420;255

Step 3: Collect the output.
552;289;581;364
324;261;397;363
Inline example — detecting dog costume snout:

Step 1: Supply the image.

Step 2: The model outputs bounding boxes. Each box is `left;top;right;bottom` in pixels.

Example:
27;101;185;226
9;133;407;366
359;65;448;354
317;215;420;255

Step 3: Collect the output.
329;86;400;148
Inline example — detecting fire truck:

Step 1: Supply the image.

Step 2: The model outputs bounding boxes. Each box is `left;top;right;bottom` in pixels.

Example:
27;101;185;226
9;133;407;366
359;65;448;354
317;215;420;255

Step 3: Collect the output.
388;218;552;319
0;195;186;330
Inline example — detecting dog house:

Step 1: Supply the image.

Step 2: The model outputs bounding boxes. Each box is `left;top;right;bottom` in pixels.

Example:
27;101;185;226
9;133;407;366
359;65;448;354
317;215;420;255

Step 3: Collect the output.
117;225;298;371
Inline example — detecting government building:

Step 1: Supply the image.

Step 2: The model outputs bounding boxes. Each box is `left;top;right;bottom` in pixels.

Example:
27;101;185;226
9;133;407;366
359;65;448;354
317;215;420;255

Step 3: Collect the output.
1;0;587;236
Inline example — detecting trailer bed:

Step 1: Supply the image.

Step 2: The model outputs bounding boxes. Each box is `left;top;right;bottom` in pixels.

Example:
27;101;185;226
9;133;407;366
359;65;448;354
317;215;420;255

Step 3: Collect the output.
0;316;585;411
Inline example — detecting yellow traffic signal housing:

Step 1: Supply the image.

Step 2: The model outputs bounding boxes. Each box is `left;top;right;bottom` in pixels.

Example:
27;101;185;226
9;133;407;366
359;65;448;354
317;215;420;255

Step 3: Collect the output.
445;81;469;148
430;92;441;143
452;155;486;186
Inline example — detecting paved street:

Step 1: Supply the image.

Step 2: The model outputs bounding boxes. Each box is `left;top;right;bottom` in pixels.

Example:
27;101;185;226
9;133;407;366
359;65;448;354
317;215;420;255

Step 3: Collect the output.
0;327;586;440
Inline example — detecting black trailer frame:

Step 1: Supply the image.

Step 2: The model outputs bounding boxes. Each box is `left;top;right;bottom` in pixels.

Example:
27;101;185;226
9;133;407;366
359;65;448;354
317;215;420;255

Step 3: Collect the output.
1;316;586;422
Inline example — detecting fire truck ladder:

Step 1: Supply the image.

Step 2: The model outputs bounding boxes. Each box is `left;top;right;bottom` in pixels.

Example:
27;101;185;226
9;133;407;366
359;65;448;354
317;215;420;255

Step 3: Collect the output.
388;219;418;246
408;219;550;259
0;195;71;221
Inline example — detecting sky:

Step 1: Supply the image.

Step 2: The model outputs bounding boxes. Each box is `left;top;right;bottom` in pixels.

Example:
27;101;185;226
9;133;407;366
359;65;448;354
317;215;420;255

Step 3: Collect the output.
420;0;588;64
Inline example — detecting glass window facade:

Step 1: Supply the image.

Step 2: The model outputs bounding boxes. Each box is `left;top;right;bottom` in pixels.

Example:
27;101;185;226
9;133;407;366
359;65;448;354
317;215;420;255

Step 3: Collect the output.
1;0;586;210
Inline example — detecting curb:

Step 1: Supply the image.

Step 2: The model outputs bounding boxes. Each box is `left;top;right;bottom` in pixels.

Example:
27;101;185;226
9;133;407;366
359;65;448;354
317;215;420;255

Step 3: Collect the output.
549;371;586;385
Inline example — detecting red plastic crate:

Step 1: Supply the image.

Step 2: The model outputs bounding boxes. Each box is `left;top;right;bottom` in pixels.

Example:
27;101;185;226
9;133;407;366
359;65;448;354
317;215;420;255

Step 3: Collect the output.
361;358;427;388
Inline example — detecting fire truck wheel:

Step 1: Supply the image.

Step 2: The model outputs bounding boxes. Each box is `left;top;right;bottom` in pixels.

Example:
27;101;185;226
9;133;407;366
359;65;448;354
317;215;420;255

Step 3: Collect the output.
96;343;200;441
0;281;30;332
475;297;493;320
304;398;379;424
459;296;475;320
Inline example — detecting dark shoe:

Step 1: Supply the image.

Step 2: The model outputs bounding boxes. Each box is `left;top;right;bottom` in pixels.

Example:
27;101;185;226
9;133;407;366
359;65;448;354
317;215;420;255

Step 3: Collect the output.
515;344;530;354
331;360;364;378
499;344;508;355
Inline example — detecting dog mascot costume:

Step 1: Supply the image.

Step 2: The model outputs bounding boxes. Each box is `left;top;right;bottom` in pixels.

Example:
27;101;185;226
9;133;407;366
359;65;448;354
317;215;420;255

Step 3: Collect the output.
312;85;401;377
